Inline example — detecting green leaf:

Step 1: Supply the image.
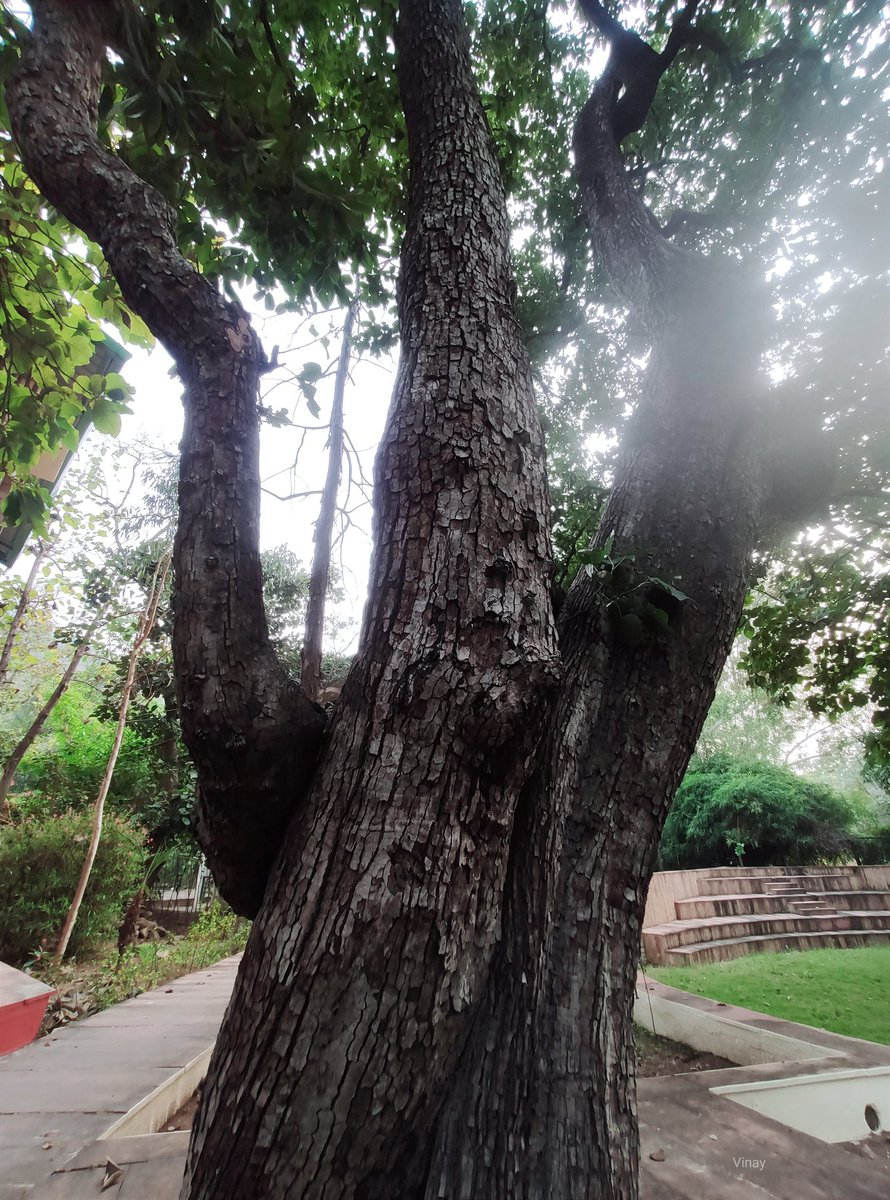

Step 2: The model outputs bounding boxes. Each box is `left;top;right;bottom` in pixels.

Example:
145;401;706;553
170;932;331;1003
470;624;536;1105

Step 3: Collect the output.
90;398;123;437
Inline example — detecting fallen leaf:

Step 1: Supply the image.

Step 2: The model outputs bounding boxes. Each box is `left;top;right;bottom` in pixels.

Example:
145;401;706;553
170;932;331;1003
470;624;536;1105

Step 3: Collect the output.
101;1159;125;1191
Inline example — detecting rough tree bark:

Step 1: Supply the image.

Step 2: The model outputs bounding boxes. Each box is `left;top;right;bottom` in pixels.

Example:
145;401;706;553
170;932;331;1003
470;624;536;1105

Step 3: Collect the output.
423;7;768;1198
9;1;771;1197
182;0;559;1192
6;0;325;919
300;298;357;703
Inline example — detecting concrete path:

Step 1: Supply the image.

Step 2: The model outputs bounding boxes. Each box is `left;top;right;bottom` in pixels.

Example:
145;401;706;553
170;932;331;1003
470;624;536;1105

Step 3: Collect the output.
4;957;888;1198
0;956;240;1200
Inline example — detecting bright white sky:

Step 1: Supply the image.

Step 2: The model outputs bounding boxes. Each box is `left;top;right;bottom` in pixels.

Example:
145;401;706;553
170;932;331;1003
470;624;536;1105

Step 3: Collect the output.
107;302;396;654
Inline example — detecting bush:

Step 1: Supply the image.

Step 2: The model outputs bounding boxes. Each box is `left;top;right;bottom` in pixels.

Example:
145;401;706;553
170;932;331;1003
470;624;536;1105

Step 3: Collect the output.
659;754;860;870
189;898;245;944
851;826;890;865
0;810;147;963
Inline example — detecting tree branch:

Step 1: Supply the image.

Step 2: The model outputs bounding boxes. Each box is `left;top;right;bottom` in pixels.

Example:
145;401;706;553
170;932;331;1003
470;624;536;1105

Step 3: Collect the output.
300;299;356;702
7;0;325;917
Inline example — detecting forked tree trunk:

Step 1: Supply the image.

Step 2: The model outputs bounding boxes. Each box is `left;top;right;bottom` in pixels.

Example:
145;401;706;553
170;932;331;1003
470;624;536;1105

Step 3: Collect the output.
423;62;767;1200
300;298;357;702
9;2;768;1198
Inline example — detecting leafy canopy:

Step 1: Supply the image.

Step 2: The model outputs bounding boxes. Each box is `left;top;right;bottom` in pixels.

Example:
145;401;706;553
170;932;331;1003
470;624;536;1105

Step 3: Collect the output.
1;1;886;757
660;753;868;869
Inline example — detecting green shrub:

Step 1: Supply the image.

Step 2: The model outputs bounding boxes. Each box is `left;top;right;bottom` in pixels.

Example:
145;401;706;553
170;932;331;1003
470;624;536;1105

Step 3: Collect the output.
852;825;890;865
659;754;860;869
0;810;147;963
189;898;245;945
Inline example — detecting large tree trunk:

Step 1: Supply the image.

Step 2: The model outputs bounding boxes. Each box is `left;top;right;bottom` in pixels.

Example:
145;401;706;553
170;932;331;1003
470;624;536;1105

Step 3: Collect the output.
7;0;325;918
10;2;769;1198
182;0;559;1193
422;46;768;1200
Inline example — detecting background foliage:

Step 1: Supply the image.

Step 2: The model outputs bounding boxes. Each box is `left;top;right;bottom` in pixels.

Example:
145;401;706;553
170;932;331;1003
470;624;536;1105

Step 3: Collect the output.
659;753;877;870
0;808;146;962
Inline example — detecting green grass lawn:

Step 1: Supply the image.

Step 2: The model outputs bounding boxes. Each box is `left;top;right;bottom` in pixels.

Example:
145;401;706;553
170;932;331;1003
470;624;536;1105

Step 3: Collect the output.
647;946;890;1045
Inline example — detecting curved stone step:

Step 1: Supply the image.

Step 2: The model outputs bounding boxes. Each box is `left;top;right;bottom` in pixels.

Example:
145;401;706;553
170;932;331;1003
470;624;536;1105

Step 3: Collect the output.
696;870;864;896
643;911;890;965
675;890;890;920
661;927;890;965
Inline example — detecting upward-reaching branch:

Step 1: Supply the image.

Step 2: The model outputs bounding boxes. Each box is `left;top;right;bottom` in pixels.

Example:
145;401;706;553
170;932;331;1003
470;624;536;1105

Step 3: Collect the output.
300;299;357;702
7;0;325;916
0;538;50;688
53;554;171;964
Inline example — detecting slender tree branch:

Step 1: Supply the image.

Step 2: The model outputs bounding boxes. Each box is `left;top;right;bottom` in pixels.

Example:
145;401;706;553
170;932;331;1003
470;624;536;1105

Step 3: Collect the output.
301;299;357;700
0;537;50;687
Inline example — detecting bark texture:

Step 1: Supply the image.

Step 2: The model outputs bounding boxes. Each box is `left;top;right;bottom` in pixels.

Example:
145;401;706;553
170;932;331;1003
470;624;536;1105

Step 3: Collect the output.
10;1;771;1196
182;0;559;1194
422;49;768;1200
7;0;326;918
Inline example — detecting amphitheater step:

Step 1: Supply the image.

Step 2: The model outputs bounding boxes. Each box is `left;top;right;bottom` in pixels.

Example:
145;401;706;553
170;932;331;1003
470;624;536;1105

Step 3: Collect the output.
642;910;890;965
674;890;890;920
660;927;890;965
788;898;836;915
696;871;863;896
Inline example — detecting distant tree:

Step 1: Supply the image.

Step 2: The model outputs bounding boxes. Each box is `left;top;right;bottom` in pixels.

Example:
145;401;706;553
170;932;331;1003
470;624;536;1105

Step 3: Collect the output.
660;754;862;869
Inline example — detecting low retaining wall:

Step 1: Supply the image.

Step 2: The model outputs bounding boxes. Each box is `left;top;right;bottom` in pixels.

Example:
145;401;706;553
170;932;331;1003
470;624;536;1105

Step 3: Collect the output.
643;864;890;929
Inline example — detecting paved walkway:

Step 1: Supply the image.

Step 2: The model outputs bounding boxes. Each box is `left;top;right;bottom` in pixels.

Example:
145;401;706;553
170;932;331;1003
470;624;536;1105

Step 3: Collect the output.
0;956;239;1200
3;956;888;1198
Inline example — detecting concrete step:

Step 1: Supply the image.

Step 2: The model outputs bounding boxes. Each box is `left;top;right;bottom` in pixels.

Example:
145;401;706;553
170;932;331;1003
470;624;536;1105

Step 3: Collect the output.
675;890;890;920
643;911;890;964
788;899;836;914
661;927;890;965
696;871;862;896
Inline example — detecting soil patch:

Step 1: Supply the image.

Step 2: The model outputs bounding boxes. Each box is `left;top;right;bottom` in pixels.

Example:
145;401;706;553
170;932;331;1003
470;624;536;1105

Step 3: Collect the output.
162;1086;201;1132
635;1025;735;1077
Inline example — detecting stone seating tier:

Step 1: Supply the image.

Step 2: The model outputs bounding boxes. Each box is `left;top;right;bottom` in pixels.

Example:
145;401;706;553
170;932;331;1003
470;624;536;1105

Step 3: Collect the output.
643;866;890;965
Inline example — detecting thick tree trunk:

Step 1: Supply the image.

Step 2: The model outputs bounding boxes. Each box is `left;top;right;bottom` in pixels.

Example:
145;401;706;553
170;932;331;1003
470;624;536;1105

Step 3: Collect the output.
182;0;558;1195
10;2;770;1197
300;299;357;702
7;0;326;918
423;70;768;1200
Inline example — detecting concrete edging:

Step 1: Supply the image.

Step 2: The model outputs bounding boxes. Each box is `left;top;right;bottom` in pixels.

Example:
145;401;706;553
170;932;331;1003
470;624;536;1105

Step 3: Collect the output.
633;987;844;1067
99;1043;214;1140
